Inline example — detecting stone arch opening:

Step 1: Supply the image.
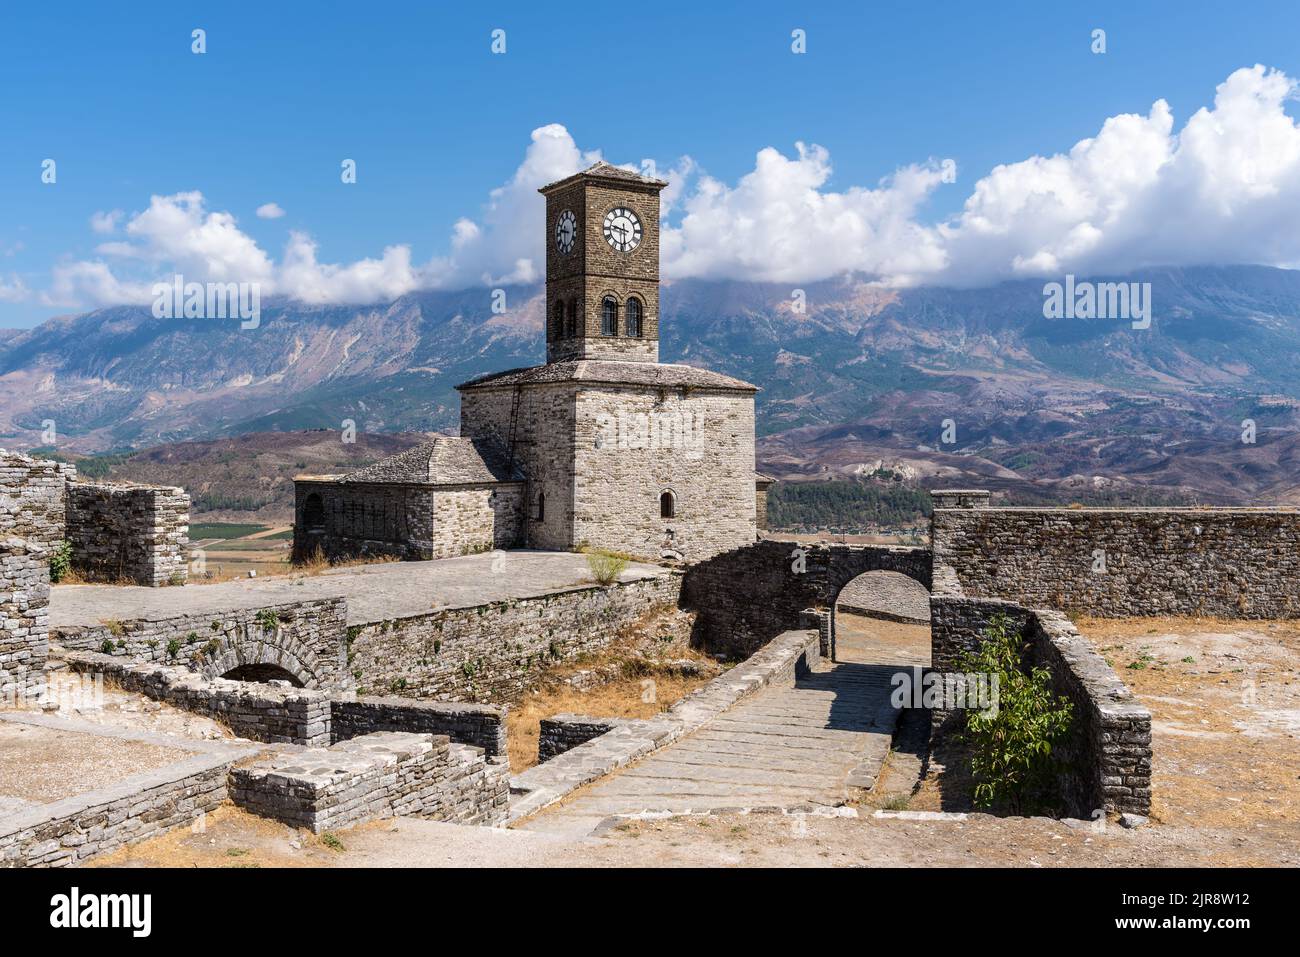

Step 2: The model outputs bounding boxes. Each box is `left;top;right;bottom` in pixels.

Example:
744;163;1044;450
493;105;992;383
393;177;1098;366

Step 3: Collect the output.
831;570;931;666
660;488;676;519
303;492;326;532
221;663;305;686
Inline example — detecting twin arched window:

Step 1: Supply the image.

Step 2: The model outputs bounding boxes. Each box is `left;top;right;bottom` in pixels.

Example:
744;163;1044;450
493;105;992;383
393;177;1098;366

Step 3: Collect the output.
599;296;645;338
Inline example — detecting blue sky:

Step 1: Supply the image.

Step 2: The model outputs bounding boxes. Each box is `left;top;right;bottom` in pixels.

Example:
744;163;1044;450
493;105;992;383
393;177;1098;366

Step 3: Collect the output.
2;0;1300;327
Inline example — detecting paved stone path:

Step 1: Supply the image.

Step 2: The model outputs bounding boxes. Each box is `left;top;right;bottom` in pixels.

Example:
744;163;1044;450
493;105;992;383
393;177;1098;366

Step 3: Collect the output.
50;550;670;628
521;616;928;837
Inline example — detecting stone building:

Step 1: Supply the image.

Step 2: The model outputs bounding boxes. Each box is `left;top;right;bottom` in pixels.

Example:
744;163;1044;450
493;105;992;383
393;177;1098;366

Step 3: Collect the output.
294;162;762;563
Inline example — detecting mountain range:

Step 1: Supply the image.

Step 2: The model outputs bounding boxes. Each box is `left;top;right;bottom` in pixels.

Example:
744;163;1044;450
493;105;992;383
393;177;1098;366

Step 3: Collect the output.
5;264;1300;508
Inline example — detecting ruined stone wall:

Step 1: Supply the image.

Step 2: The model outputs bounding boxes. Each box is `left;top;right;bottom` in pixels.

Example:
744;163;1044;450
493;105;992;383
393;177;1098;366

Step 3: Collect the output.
331;696;506;757
537;714;624;763
349;572;682;703
572;387;757;562
681;538;931;658
54;597;348;690
65;482;189;586
0;538;49;700
0;451;74;550
292;480;523;562
229;731;509;832
0;748;234;867
934;504;1300;618
66;651;333;746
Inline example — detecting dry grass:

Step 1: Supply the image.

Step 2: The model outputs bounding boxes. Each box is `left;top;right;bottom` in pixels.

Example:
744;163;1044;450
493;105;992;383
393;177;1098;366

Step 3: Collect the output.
504;605;719;771
585;549;629;585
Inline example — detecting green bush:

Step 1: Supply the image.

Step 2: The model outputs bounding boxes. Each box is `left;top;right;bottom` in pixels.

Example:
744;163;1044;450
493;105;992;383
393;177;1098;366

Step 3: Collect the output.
956;615;1075;814
586;549;629;586
49;540;72;583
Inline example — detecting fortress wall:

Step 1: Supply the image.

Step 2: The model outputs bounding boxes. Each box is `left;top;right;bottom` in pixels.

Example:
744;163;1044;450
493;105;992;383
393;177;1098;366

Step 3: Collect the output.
0;537;49;700
0;451;74;550
66;482;190;586
934;503;1300;618
348;572;682;703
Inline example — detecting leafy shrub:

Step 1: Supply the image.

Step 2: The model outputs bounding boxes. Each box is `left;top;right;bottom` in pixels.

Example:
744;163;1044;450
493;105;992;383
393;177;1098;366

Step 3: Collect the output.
49;540;73;583
956;615;1075;814
586;549;629;586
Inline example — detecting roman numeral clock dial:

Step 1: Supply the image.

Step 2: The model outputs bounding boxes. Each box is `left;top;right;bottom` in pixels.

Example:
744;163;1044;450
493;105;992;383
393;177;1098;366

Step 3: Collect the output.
602;206;642;252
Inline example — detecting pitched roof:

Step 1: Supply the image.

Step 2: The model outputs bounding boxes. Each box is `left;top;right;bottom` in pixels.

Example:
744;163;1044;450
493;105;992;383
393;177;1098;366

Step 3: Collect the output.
538;161;668;195
342;437;522;485
456;360;758;393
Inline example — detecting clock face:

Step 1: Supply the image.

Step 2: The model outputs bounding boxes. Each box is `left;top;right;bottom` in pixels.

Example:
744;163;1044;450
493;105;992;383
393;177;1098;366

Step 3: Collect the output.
602;206;642;252
554;210;576;254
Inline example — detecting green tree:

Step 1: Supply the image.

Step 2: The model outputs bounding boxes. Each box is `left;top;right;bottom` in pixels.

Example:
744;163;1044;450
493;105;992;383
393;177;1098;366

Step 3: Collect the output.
956;615;1075;814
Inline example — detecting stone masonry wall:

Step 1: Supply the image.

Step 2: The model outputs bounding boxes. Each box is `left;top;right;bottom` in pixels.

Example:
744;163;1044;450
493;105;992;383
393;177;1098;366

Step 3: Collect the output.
681;538;931;658
53;597;349;690
0;750;234;868
331;696;506;758
229;731;509;832
350;572;682;703
537;714;623;762
929;563;1152;815
66;651;332;747
292;480;523;563
66;482;189;586
0;538;49;700
0;450;74;550
572;387;757;562
934;503;1300;618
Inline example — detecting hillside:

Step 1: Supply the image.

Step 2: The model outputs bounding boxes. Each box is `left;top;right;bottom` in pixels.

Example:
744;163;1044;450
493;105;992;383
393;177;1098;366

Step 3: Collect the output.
6;266;1300;507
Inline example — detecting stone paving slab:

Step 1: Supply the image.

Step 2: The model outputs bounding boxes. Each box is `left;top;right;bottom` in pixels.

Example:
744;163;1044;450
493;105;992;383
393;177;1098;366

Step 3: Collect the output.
50;550;671;628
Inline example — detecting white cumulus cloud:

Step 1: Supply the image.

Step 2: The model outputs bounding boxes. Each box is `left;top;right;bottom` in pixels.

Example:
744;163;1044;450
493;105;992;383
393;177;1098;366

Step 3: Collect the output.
256;202;286;219
35;65;1300;314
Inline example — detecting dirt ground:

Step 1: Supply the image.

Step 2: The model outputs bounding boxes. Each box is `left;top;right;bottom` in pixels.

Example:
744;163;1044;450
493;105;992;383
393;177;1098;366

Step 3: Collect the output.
506;606;719;770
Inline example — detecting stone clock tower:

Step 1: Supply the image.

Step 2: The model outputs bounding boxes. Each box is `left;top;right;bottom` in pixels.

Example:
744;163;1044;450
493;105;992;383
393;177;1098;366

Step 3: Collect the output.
299;160;762;566
540;162;666;363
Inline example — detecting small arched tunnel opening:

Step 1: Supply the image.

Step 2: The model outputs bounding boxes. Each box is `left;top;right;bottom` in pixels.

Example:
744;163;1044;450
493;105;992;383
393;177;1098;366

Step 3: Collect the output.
832;570;931;667
221;663;305;687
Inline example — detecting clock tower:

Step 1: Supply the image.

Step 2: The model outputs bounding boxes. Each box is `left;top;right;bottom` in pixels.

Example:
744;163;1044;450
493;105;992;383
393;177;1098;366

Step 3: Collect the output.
539;162;666;363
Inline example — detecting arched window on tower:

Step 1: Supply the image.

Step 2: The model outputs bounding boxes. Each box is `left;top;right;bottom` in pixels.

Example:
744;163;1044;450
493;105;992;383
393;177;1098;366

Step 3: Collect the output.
601;296;618;336
660;489;676;519
626;297;643;338
536;490;545;521
567;299;578;338
553;300;564;338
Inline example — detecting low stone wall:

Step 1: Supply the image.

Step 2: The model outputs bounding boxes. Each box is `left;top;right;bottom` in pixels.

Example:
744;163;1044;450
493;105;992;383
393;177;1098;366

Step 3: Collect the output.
349;572;682;703
332;697;506;758
54;597;349;691
681;538;931;658
508;627;822;822
929;563;1152;816
0;450;74;551
66;651;332;747
934;499;1300;618
66;482;190;586
538;714;624;763
229;731;509;832
0;538;49;700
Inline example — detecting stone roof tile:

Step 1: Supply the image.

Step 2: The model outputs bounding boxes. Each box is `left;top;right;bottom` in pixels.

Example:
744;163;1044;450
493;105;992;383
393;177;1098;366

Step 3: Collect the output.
342;437;522;485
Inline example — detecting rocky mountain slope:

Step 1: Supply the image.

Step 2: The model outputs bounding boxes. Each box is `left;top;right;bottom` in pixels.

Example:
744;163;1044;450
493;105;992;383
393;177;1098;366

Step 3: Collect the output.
5;265;1300;506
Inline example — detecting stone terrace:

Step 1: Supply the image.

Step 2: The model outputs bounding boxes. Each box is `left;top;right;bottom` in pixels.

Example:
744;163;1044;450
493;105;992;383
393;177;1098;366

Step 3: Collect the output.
50;550;670;629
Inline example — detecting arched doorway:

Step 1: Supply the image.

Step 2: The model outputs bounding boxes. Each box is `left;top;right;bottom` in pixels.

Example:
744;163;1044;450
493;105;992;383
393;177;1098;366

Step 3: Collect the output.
221;663;305;686
832;570;931;666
